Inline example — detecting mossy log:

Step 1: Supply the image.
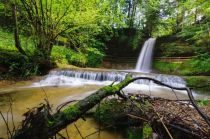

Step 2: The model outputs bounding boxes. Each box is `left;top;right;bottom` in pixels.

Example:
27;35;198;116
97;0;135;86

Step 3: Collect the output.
13;74;210;139
13;74;133;139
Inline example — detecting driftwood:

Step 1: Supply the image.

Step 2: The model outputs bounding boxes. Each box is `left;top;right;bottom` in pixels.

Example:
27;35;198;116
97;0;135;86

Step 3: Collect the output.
12;74;210;139
118;93;210;139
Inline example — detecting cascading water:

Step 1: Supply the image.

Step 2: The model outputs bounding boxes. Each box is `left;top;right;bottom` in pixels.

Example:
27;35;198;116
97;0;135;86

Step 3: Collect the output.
31;36;198;98
135;38;156;72
32;69;186;88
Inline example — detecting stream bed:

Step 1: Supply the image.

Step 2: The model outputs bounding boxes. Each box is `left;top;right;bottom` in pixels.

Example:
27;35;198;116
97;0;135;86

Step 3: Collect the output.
0;70;209;138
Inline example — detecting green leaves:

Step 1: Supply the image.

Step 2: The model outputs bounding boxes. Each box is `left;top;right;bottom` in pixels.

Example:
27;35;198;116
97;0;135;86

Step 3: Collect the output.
198;99;209;107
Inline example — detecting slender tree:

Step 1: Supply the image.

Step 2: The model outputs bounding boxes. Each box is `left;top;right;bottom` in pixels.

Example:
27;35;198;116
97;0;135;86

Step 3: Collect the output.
12;0;26;55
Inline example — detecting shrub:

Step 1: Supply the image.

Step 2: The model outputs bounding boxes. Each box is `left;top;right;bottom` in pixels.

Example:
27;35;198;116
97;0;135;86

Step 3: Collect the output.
83;47;104;67
153;60;181;74
184;76;210;94
66;52;87;67
153;53;210;76
52;45;104;67
158;42;195;57
180;53;210;75
0;50;39;78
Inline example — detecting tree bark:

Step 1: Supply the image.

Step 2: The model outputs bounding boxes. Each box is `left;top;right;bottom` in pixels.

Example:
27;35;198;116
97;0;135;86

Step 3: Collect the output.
12;0;26;56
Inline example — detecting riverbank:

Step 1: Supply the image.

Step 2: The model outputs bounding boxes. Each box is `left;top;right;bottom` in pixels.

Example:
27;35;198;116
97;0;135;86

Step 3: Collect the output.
153;58;209;92
1;75;208;139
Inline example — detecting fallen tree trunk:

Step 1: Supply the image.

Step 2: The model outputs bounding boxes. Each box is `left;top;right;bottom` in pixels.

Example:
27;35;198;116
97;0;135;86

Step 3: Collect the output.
12;74;210;139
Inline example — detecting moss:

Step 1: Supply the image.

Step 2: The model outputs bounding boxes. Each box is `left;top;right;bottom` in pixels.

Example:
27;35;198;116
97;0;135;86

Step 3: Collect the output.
63;105;80;120
126;127;143;139
102;85;114;92
94;99;126;126
47;120;55;127
123;123;152;139
87;93;101;102
142;124;153;139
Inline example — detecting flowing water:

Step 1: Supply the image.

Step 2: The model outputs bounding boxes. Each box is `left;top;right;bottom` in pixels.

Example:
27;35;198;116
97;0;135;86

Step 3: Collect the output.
135;38;156;72
0;82;123;138
0;38;208;138
0;70;208;138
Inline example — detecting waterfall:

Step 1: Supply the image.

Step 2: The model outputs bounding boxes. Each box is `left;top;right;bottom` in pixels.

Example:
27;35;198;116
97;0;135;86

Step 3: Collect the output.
32;69;186;88
135;38;156;72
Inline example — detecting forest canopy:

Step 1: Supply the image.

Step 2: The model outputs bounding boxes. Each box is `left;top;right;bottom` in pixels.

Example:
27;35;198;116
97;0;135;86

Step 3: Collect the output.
0;0;209;76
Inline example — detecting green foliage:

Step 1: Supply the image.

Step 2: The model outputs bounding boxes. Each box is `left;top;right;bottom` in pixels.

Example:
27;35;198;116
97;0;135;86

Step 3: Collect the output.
185;76;210;94
142;124;153;139
153;60;181;74
178;23;210;53
66;52;87;67
125;124;152;139
126;127;143;139
197;99;209;107
0;28;105;79
158;42;195;57
51;45;104;67
94;99;126;127
180;53;210;75
153;53;210;76
83;47;104;67
63;105;80;120
0;50;39;78
0;29;38;78
51;46;70;64
0;28;35;52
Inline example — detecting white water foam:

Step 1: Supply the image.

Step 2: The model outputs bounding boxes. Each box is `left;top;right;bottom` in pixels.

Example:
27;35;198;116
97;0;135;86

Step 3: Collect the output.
30;69;202;97
135;38;156;72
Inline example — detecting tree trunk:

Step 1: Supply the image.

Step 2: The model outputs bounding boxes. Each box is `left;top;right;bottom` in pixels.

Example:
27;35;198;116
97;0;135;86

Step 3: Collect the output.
12;1;26;56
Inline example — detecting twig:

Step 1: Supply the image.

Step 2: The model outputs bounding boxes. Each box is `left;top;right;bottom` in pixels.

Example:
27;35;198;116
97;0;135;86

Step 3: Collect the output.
6;102;11;138
171;88;179;100
84;125;113;138
153;108;173;139
40;86;49;102
74;123;84;139
128;77;210;127
57;132;66;139
169;124;200;137
65;128;69;139
98;101;101;137
56;100;77;112
0;111;12;138
126;114;149;122
9;97;16;135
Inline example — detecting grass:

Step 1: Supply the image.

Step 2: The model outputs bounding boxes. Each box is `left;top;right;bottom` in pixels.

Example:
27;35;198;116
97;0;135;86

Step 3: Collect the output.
184;76;210;94
0;28;35;53
153;57;210;76
0;29;104;78
0;29;85;67
153;60;210;94
153;60;182;75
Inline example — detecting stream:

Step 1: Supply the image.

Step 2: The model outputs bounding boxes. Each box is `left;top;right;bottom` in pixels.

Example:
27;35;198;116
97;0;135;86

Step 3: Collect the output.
0;69;209;138
0;38;209;138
